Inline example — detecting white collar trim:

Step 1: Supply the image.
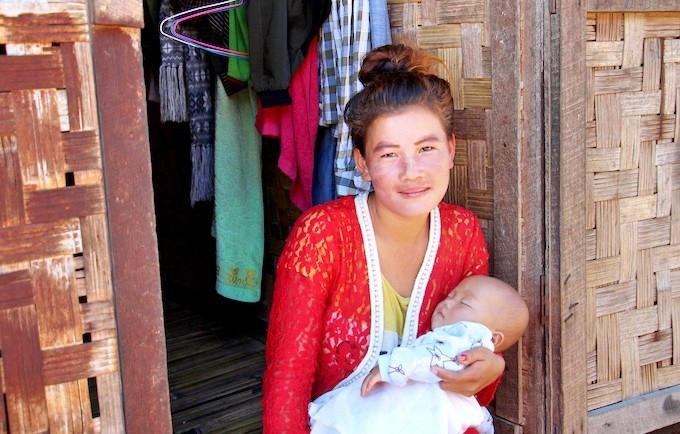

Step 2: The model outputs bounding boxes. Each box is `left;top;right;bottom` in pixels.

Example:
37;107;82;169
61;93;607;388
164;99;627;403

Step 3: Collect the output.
336;192;441;389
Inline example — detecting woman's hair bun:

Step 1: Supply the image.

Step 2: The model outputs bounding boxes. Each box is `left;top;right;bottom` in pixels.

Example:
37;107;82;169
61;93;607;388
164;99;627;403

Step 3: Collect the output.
358;44;441;86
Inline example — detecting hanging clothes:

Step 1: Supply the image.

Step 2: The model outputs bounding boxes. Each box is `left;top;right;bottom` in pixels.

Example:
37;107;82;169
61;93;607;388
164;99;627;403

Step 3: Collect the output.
312;126;336;205
184;36;216;205
318;0;372;197
247;0;330;210
213;85;264;303
159;0;189;122
369;0;392;49
255;36;319;211
247;0;331;107
159;0;253;205
204;5;249;95
224;4;250;82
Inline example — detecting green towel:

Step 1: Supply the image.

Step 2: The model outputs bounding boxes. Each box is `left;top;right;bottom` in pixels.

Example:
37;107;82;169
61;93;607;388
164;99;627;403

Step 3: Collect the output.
213;84;263;302
228;5;250;82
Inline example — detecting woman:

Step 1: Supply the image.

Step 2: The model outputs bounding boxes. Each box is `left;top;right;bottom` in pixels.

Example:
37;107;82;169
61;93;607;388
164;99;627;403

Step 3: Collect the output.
262;44;504;433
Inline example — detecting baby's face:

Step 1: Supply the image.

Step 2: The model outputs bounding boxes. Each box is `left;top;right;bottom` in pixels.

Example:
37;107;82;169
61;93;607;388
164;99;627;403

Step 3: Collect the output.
431;280;486;329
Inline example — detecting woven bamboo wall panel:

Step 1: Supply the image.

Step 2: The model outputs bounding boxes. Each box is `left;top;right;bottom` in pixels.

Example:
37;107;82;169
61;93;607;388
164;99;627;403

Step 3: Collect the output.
585;12;680;411
0;1;124;432
387;0;494;251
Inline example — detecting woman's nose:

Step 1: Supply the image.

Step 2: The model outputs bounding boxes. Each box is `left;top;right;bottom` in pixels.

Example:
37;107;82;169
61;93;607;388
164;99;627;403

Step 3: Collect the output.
400;155;422;180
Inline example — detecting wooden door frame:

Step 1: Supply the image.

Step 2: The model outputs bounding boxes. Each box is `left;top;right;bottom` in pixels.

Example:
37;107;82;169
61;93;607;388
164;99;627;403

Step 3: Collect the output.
554;1;680;433
489;1;548;432
91;1;172;432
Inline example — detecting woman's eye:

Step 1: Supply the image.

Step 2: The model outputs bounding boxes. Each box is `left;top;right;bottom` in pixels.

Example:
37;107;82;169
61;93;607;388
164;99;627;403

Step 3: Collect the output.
381;152;397;158
420;146;434;152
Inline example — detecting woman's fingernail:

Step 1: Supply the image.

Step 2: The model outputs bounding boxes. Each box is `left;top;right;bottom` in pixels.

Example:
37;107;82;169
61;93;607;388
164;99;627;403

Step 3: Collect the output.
459;354;467;362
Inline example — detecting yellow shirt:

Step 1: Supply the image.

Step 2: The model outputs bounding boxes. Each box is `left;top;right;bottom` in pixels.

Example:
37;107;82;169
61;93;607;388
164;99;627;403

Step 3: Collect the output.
381;275;410;354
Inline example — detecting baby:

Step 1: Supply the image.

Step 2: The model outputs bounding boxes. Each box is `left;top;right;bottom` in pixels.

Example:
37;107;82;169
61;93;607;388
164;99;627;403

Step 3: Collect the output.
309;275;530;434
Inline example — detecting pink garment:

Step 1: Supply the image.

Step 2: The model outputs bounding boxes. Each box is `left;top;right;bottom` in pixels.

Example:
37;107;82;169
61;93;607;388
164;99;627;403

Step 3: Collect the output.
256;36;319;211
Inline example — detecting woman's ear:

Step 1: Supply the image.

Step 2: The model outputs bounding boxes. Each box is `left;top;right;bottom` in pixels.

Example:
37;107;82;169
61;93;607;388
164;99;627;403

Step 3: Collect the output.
490;331;505;351
448;135;456;168
354;148;372;182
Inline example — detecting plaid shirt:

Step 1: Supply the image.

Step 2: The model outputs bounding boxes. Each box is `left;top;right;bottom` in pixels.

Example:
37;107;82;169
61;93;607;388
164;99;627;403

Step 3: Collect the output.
318;0;372;196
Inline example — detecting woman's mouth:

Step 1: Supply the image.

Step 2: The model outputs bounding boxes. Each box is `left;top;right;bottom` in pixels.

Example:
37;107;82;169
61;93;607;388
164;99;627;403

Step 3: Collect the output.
399;187;429;197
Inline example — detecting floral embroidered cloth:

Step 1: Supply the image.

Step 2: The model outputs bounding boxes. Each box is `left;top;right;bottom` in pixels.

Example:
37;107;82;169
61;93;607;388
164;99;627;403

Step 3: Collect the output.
262;193;495;433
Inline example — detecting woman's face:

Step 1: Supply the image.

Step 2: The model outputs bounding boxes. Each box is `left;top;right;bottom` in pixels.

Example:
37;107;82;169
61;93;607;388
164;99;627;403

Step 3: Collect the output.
354;106;455;219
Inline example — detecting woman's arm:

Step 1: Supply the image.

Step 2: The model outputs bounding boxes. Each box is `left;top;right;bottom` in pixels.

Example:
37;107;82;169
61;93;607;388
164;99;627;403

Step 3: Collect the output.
262;211;335;433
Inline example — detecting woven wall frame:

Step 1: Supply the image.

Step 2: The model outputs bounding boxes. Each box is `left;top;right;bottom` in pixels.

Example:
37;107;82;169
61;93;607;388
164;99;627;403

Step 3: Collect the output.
584;12;680;411
387;0;494;256
0;2;125;432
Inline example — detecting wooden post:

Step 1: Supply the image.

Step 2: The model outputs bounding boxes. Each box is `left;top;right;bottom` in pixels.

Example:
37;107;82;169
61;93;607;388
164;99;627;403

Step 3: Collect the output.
91;1;173;432
490;0;548;432
557;0;588;431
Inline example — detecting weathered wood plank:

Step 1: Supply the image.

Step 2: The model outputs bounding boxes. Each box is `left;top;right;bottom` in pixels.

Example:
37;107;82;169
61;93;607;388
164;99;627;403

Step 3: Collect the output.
80;214;114;304
461;23;483;77
462;77;492;108
587;0;680;12
60;42;99;132
0;269;33;309
559;0;588;431
417;24;462;48
588;383;680;432
435;0;486;24
0;219;82;264
80;300;116;334
44;381;87;434
0;135;24;228
62;130;102;172
490;0;548;432
0;305;50;432
489;0;521;427
0;10;89;44
31;257;81;348
0;92;15;136
92;25;171;433
91;0;144;28
24;184;106;224
42;338;119;385
451;108;487;140
0;51;65;91
14;89;64;189
96;372;126;433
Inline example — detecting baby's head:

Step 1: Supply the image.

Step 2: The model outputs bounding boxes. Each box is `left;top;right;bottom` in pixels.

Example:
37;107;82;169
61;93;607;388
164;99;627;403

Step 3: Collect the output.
431;275;529;352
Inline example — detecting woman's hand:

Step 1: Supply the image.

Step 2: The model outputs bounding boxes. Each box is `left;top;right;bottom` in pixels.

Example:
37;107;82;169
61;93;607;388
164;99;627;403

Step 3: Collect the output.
432;347;504;396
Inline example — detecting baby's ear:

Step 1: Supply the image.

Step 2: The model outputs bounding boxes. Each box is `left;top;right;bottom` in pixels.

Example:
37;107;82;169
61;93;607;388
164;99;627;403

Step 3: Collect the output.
491;331;505;351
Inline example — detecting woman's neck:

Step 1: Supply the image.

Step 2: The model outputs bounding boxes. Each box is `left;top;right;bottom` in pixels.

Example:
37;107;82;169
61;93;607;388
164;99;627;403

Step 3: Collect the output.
368;194;431;244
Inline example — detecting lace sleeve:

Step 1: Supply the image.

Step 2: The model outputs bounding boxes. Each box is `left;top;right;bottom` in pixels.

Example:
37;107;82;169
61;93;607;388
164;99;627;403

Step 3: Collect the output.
462;213;500;404
461;211;490;278
262;209;337;433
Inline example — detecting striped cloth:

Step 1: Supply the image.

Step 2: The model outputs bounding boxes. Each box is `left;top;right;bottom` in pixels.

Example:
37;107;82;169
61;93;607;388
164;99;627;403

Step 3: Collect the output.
318;0;372;196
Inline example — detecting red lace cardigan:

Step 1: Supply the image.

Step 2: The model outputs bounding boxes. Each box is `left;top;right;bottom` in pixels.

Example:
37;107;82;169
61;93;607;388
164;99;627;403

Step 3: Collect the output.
262;193;495;433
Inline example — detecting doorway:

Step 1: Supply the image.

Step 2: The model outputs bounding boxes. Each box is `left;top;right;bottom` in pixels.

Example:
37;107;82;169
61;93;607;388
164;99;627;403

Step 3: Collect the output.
141;8;271;431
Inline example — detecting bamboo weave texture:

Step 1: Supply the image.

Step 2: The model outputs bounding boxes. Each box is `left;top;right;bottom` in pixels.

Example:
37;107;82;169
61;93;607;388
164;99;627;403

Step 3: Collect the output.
0;2;125;432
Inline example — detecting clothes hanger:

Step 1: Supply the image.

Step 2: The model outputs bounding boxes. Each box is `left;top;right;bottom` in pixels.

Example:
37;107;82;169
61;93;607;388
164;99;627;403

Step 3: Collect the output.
159;0;249;60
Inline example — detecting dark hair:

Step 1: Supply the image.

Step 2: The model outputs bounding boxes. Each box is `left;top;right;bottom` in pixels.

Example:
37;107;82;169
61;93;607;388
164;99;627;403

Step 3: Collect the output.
344;44;455;156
